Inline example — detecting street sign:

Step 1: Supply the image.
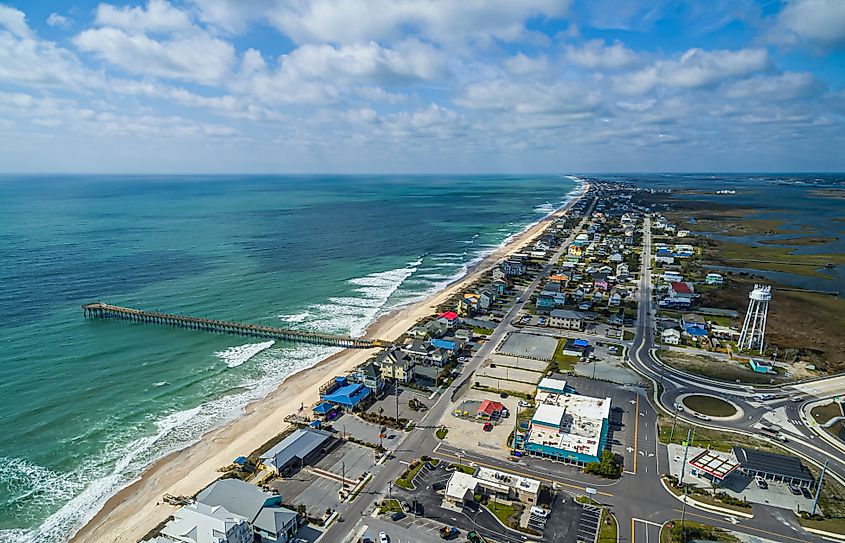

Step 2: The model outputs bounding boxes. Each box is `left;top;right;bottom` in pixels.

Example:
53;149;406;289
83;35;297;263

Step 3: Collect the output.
585;487;597;495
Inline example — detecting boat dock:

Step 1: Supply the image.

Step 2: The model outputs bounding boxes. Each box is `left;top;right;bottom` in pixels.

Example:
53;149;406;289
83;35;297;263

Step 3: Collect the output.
82;302;386;349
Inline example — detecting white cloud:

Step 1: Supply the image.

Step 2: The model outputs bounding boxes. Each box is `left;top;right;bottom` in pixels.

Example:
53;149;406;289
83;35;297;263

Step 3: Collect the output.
46;12;70;28
773;0;845;48
0;4;33;38
232;40;446;105
0;14;96;89
615;48;769;94
94;0;193;34
565;39;639;70
74;27;235;85
192;0;570;46
725;72;824;101
505;53;549;75
457;79;601;116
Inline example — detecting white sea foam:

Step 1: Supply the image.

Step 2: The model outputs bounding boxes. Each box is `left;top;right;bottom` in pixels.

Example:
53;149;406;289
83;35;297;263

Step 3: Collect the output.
20;180;588;543
153;380;168;387
278;311;310;323
215;341;275;368
30;342;338;543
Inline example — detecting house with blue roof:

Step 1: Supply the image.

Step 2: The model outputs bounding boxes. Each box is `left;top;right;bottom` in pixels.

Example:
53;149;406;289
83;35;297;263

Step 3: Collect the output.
319;376;372;410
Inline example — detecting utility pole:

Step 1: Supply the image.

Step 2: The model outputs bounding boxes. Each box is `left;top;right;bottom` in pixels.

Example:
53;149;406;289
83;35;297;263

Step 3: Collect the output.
342;461;346;488
512;404;520;455
393;365;400;424
812;460;828;516
670;405;680;442
680;429;692;543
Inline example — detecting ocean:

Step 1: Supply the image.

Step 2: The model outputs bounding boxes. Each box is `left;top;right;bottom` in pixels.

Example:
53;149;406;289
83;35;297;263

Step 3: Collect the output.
0;174;581;542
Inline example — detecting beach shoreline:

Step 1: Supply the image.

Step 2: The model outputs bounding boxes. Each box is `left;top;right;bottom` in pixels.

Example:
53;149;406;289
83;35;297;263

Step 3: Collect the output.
69;180;588;543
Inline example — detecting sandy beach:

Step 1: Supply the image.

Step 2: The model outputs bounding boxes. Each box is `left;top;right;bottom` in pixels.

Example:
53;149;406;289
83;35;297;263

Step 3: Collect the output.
71;182;587;543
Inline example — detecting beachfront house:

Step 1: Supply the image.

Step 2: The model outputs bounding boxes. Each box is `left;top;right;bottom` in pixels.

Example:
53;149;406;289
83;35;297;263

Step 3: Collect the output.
196;479;300;543
319;376;372;411
259;428;333;475
374;347;416;383
157;502;253;543
501;260;526;276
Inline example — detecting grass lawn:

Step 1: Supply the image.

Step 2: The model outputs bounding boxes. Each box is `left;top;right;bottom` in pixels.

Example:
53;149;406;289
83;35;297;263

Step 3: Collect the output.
486;501;518;527
680;395;738;418
623;330;635;340
598;510;618;543
811;402;843;425
659;520;738;543
449;463;476;475
799;516;845;535
473;327;494;336
379;499;402;514
553;338;581;371
662;478;751;513
657;349;786;385
395;461;425;489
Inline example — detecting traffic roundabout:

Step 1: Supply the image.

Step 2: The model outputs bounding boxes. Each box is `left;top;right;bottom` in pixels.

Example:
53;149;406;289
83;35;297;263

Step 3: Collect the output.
677;393;744;421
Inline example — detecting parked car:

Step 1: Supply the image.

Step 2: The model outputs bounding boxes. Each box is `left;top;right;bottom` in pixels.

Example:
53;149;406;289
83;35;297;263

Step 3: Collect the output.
530;506;551;518
801;486;813;499
439;526;460;540
432;481;447;491
483;422;493;431
391;511;406;521
694;413;710;421
499;392;508;399
673;403;684;412
380;531;390;543
518;400;533;408
788;484;802;496
756;477;768;490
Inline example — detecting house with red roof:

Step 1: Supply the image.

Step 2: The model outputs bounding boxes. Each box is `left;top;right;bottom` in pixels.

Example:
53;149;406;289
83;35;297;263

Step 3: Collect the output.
669;281;694;300
437;311;459;326
477;400;505;420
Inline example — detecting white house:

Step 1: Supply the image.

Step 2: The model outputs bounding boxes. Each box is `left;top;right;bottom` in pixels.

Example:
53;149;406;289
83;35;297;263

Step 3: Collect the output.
705;273;724;285
159;503;253;543
662;328;681;345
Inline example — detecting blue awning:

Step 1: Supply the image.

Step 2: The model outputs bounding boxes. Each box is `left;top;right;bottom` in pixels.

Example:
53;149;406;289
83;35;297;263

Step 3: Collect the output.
313;401;335;414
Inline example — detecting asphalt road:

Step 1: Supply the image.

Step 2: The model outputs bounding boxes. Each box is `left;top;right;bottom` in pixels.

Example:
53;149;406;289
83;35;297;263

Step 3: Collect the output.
327;198;843;543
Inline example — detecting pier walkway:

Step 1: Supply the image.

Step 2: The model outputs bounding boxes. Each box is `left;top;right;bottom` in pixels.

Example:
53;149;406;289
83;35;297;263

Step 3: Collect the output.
82;302;386;349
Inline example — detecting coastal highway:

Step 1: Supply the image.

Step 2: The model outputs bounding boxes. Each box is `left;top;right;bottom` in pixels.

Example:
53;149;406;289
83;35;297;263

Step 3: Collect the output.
327;188;598;542
328;198;840;543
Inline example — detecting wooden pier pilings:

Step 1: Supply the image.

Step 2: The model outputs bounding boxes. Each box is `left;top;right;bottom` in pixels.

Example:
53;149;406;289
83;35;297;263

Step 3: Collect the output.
82;302;384;349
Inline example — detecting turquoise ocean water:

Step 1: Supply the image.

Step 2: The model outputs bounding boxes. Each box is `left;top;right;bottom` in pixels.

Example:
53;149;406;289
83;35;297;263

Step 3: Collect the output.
0;174;581;542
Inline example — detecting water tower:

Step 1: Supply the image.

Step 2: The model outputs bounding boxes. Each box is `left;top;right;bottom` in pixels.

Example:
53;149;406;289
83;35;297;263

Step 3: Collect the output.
738;284;772;354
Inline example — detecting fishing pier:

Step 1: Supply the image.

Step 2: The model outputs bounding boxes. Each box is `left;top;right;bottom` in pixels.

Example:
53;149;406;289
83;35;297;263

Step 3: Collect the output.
82;302;386;349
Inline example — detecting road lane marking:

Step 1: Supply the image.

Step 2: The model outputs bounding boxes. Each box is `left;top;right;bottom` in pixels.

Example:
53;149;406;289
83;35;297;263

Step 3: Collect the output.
633;393;640;475
671;509;810;543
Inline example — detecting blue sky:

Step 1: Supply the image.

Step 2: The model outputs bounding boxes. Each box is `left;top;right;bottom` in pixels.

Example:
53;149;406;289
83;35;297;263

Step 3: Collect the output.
0;0;844;173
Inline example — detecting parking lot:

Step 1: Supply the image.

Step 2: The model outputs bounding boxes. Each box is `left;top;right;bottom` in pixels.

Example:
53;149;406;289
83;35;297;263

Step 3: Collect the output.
366;382;432;425
497;332;558;360
384;464;544;543
270;440;376;517
334;411;405;447
441;395;523;456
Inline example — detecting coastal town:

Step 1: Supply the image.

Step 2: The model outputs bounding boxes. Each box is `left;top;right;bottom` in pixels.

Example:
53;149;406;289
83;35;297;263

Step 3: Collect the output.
100;181;845;543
